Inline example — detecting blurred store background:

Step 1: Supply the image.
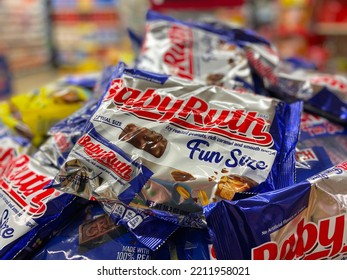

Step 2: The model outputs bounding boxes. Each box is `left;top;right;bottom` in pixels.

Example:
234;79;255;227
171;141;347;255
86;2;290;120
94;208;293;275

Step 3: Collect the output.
1;0;347;96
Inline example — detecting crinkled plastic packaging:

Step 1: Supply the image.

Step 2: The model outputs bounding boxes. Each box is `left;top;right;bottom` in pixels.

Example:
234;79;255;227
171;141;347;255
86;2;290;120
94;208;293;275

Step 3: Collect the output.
50;64;302;235
136;10;273;94
33;64;126;169
0;84;91;146
297;112;347;165
205;161;347;260
295;146;333;183
0;152;80;259
241;38;347;124
102;200;180;250
32;202;171;260
33;98;99;169
32;200;212;260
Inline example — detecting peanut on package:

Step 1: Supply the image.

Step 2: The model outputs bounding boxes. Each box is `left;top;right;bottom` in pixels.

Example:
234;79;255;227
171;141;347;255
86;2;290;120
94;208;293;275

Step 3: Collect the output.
205;161;347;260
50;64;302;228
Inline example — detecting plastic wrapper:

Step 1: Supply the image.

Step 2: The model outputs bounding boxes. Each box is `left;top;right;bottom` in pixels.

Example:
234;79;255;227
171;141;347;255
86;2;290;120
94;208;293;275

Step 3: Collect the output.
32;202;171;260
205;161;347;260
33;98;99;169
59;73;100;90
49;63;301;246
167;227;213;260
0;84;91;146
0;153;81;259
136;10;273;94
255;55;347;124
33;201;212;260
295;146;333;183
102;200;180;250
33;64;125;168
297;112;347;165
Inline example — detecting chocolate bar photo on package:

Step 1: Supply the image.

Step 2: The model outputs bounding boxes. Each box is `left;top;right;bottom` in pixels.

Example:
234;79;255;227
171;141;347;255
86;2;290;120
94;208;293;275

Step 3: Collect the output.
119;123;168;158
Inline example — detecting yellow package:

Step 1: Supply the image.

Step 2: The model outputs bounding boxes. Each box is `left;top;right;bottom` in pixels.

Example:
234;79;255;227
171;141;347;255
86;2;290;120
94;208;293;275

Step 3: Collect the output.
0;85;90;146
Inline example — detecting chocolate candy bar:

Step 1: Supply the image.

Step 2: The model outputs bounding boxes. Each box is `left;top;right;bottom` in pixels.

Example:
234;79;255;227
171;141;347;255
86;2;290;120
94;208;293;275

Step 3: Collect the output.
119;123;167;158
171;170;196;182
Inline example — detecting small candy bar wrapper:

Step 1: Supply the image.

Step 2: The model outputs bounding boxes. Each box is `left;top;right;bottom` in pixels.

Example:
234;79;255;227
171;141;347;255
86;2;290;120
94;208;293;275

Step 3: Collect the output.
297;112;347;166
282;57;317;71
50;64;302;230
0;153;79;259
205;161;347;260
297;135;347;166
32;202;172;260
299;112;347;141
244;41;347;124
59;73;100;91
103;200;210;253
295;146;333;183
268;69;347;125
33;201;213;259
194;19;272;47
136;10;267;94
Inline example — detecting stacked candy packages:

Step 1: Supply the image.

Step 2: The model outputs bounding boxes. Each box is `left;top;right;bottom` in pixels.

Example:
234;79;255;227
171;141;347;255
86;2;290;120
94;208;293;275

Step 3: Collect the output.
1;10;347;260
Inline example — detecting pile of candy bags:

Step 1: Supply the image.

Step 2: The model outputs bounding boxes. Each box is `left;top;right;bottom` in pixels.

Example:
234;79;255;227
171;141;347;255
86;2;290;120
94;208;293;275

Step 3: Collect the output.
1;10;347;260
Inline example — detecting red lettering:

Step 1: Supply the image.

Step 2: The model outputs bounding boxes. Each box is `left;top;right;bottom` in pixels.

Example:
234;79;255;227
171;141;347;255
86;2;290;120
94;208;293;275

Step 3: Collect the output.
107;85;273;146
0;155;56;217
178;96;209;124
54;133;70;152
113;87;142;105
252;215;347;260
252;242;278;260
157;96;185;122
163;24;194;80
280;234;296;260
310;76;347;93
319;215;345;257
78;136;133;180
295;219;318;257
337;161;347;171
131;89;160;110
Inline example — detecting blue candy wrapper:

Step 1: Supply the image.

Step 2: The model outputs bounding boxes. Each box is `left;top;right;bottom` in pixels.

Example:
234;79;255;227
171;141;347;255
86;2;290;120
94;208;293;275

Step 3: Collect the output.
32;202;172;260
297;112;347;165
0;154;80;259
295;146;333;183
205;161;347;260
49;62;302;252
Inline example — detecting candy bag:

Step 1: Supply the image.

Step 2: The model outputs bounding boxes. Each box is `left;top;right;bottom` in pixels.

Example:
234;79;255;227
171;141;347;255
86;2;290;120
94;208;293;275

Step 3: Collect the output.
205;161;347;260
50;64;302;232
